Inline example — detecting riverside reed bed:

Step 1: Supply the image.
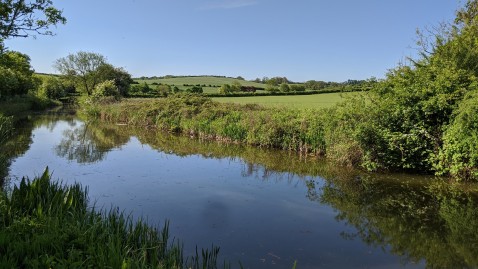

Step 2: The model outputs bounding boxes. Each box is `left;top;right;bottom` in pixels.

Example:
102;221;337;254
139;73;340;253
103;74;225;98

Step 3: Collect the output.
0;169;233;268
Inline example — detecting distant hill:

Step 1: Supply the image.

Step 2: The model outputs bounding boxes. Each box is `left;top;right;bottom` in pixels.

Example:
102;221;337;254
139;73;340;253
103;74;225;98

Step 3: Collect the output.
135;76;265;87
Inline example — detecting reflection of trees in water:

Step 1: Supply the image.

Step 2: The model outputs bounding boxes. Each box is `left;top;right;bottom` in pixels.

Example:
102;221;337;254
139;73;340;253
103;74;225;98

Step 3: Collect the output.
310;176;478;268
1;117;35;183
55;122;130;164
5;113;478;267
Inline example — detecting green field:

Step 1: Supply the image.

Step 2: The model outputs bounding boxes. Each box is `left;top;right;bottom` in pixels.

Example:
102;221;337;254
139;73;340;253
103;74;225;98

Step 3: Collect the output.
213;92;352;109
135;76;265;87
135;76;266;94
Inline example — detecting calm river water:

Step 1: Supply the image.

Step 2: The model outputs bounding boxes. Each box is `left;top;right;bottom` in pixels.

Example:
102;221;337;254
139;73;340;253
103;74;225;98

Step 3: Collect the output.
3;112;478;269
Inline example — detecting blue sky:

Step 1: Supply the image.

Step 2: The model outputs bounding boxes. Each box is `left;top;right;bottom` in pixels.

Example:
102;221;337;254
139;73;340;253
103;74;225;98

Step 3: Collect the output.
5;0;459;82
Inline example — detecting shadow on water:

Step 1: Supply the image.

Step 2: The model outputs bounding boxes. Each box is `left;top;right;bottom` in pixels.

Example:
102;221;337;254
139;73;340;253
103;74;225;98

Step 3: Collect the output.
3;111;478;268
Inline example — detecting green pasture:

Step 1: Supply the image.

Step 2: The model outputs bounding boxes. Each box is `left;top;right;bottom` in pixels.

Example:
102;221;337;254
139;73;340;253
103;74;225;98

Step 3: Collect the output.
213;92;352;109
135;76;265;88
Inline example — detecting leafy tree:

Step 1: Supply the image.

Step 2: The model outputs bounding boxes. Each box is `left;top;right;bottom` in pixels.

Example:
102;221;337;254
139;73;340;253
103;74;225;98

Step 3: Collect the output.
265;84;278;93
218;84;231;95
279;83;290;92
130;82;152;94
0;0;66;51
304;80;326;91
231;80;242;92
0;50;34;97
96;63;133;96
290;84;305;92
91;80;120;100
172;86;181;94
54;52;107;96
186;86;203;94
37;75;65;100
156;84;171;96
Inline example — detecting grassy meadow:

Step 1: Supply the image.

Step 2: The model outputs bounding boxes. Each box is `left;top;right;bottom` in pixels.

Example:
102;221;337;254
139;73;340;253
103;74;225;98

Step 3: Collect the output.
135;76;265;87
135;76;266;94
213;92;350;109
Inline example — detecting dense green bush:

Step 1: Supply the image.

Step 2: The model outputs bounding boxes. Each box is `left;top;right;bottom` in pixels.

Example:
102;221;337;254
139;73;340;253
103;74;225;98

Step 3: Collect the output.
0;51;35;99
92;80;120;99
434;90;478;181
37;76;66;100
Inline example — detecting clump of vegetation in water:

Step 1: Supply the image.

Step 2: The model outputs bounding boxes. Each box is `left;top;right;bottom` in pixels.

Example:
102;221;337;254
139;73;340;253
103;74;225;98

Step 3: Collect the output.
0;168;232;268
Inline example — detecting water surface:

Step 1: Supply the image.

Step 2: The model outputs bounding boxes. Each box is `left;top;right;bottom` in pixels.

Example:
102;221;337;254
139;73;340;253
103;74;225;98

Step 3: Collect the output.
4;112;478;268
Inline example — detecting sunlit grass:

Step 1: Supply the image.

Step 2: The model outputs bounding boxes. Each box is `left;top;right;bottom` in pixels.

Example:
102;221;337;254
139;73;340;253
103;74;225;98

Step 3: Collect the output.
213;92;353;109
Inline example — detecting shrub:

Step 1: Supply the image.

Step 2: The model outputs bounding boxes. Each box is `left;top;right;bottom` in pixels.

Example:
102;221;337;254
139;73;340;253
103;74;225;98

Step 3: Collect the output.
434;90;478;181
279;83;290;92
0;66;20;99
91;80;120;102
37;76;66;100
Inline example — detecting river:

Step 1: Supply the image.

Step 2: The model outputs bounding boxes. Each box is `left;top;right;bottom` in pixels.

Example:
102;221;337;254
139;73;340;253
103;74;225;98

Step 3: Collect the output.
3;111;478;269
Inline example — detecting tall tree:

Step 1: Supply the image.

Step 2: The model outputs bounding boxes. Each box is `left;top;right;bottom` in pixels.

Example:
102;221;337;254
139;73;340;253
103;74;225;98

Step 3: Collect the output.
54;52;107;96
0;0;66;51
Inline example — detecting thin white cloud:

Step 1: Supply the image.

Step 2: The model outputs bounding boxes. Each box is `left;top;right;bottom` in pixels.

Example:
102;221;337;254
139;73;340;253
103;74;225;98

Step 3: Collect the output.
200;0;258;10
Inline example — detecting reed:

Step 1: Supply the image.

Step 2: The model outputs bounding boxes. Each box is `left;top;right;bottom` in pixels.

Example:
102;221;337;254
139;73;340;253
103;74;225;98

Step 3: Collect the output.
0;168;231;268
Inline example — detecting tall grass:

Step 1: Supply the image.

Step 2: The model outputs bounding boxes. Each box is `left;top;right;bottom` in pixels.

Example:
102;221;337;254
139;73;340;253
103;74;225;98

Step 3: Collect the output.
0;168;232;268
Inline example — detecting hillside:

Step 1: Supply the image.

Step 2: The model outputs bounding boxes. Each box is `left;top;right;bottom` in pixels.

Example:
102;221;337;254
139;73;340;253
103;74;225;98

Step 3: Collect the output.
135;76;266;88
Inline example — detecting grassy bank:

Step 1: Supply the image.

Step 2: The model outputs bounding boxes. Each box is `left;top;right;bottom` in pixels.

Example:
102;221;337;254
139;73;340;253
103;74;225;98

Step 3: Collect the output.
0;168;231;268
83;89;478;182
0;95;61;116
84;95;328;155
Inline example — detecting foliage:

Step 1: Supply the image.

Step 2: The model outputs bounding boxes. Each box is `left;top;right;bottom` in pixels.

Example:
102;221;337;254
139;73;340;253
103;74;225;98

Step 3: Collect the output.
130;82;153;94
265;84;278;93
0;168;232;268
37;75;65;100
90;80;121;104
289;84;305;92
279;83;290;92
310;0;478;179
84;95;327;155
96;63;133;96
0;50;34;98
54;51;107;95
186;86;203;94
0;95;59;116
231;80;241;92
0;0;66;50
156;84;171;97
434;90;478;180
218;84;232;95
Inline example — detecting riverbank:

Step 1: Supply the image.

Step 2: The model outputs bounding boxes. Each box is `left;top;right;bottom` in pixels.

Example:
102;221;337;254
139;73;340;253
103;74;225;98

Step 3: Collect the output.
0;95;61;116
83;94;328;155
83;92;478;182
